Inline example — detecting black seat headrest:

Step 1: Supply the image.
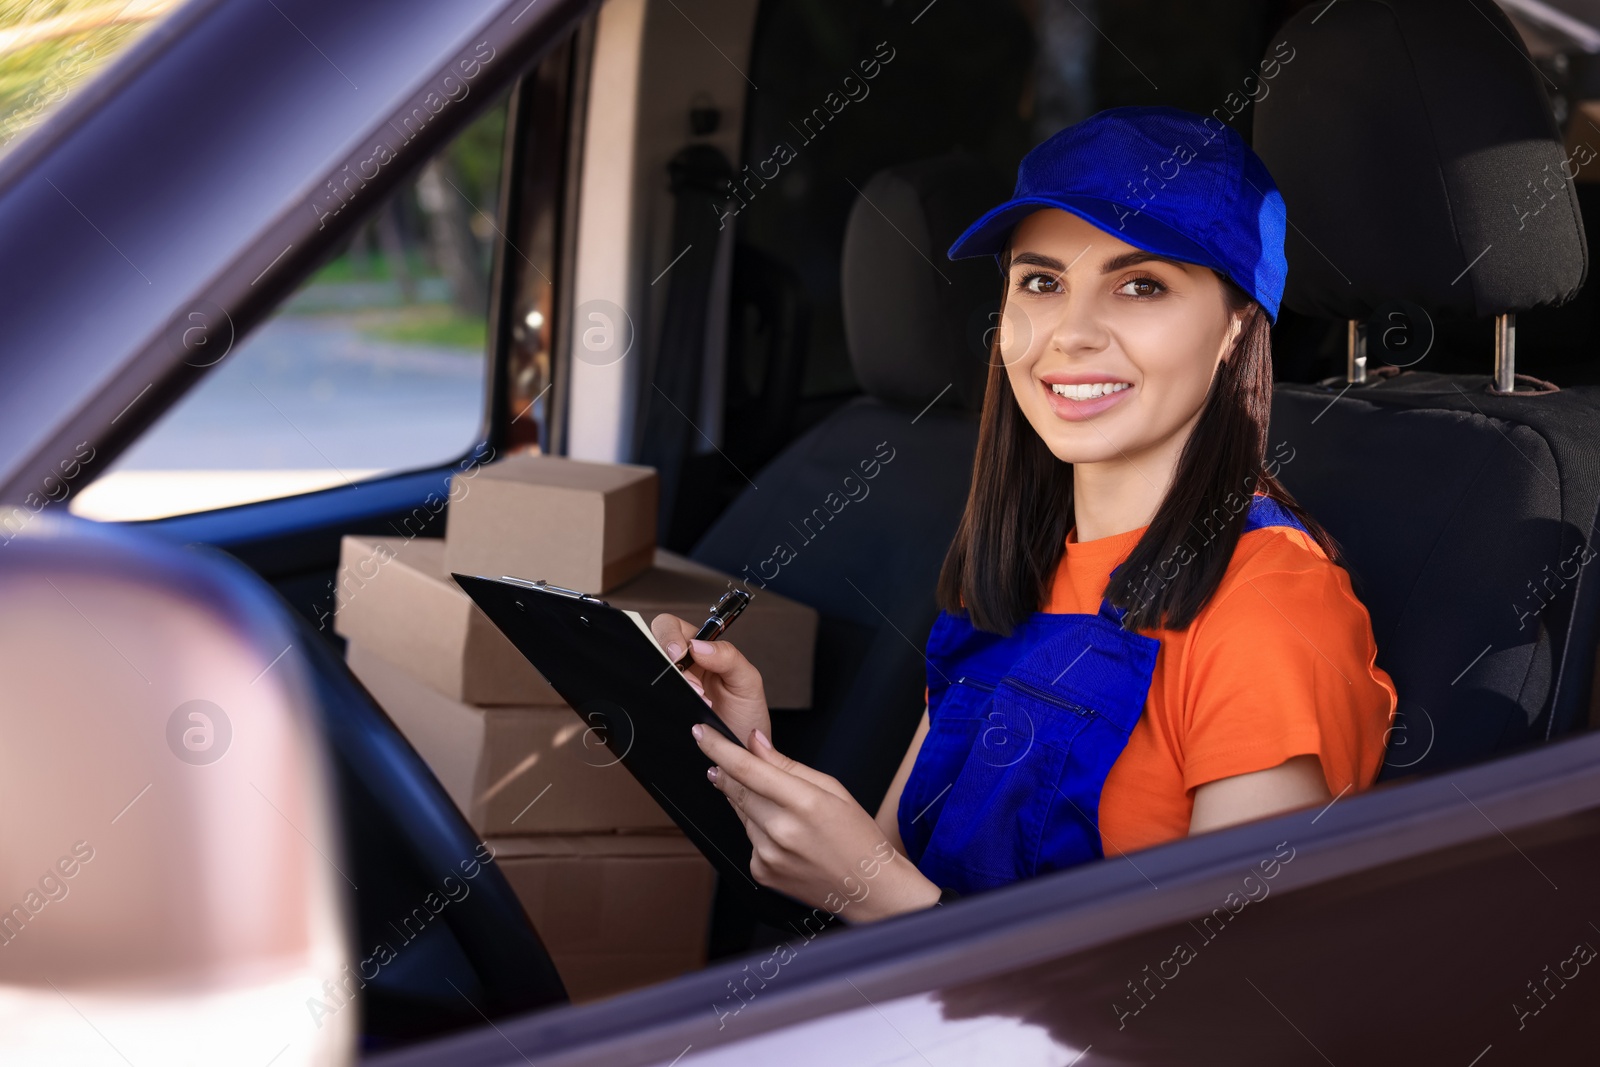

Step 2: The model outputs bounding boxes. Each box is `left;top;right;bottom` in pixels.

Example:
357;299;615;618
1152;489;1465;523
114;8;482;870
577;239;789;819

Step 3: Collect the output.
1254;0;1588;321
841;153;1012;412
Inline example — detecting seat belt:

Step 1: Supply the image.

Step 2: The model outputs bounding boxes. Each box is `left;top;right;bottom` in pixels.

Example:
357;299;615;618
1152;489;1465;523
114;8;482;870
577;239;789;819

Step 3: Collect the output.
637;143;733;543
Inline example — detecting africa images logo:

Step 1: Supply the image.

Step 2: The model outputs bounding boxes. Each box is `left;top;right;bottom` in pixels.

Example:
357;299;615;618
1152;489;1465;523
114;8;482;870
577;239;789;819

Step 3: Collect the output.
166;700;232;766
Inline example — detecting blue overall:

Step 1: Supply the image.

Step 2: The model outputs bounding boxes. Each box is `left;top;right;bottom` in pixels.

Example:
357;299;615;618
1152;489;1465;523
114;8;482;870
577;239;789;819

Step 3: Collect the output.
897;494;1310;895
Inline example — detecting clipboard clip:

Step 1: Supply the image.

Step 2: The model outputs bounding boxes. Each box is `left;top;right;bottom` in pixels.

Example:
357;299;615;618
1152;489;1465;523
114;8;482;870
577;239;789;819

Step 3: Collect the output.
498;576;609;605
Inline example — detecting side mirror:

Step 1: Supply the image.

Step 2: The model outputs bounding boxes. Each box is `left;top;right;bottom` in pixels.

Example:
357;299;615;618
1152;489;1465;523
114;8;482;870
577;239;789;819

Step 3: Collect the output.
0;515;352;1065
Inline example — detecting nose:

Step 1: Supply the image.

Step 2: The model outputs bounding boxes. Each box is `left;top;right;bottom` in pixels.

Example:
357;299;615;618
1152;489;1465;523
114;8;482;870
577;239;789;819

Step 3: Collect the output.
1045;281;1110;360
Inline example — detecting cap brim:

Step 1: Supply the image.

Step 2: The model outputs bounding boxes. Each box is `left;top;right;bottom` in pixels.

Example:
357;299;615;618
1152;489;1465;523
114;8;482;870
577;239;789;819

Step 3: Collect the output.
947;195;1225;278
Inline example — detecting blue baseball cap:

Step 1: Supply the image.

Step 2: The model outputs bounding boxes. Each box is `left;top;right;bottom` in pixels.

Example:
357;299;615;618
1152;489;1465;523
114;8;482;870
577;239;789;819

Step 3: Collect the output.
947;106;1288;322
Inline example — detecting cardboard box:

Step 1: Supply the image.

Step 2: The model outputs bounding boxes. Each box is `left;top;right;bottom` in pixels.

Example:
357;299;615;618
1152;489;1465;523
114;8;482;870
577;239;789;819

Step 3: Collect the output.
346;641;675;834
489;833;714;1003
336;534;559;706
445;454;659;594
603;550;817;709
336;535;818;708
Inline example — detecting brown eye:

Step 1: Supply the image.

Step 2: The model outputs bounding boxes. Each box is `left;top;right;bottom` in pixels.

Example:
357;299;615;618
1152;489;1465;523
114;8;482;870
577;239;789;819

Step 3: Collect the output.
1018;272;1060;294
1117;276;1166;298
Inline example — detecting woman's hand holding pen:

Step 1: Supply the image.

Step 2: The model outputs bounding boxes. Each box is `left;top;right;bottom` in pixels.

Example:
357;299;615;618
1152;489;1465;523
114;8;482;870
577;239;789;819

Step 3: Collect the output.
649;612;772;746
650;611;938;921
691;722;941;923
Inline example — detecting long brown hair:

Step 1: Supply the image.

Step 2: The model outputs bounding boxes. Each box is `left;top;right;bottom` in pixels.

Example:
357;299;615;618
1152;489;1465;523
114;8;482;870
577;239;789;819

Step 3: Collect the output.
935;255;1342;636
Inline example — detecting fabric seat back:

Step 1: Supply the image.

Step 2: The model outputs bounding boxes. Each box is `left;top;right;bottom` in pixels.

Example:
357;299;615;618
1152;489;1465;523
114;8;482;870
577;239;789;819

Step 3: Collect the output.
1256;0;1600;778
691;153;1008;807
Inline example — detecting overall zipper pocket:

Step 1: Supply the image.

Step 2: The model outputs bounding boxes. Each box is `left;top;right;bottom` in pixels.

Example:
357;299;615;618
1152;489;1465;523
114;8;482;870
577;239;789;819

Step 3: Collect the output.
956;675;1094;718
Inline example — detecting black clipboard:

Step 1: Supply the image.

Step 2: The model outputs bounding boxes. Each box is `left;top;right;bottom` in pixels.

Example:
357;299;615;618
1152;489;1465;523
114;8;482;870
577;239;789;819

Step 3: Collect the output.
452;572;839;934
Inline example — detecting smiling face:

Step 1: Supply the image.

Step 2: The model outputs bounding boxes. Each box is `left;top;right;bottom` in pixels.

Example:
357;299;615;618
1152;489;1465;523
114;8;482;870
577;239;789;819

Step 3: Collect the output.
997;208;1245;477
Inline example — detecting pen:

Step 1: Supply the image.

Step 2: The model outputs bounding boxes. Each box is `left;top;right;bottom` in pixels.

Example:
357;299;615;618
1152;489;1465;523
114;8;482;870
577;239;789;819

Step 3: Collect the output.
672;588;753;670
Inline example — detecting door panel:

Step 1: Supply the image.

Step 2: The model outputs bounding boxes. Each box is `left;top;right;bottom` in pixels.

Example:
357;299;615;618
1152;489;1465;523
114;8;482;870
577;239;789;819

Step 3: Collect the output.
366;728;1600;1066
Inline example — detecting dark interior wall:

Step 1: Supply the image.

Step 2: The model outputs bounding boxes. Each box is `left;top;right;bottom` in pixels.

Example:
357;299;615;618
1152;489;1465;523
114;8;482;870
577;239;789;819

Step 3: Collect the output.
1092;0;1283;132
732;0;1036;412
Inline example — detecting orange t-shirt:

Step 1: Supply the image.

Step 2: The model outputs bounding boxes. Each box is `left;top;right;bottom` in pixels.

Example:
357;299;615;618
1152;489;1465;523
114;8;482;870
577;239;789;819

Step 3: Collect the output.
1056;516;1396;854
923;508;1396;856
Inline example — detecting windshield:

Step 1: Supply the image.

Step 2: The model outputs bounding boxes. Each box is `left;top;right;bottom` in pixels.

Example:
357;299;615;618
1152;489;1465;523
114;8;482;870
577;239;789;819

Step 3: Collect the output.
0;0;190;159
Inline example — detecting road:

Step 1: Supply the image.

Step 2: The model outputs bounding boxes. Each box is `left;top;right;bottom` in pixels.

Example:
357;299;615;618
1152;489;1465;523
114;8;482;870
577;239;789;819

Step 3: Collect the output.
71;291;489;520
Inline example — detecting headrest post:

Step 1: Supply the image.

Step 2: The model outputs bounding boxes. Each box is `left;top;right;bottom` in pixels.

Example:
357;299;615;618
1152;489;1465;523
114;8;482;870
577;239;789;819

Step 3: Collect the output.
1495;313;1517;392
1346;319;1368;385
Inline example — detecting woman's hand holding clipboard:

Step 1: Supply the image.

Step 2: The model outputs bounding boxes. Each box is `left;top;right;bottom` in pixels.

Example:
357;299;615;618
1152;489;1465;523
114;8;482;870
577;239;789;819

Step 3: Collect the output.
455;572;933;924
650;596;942;923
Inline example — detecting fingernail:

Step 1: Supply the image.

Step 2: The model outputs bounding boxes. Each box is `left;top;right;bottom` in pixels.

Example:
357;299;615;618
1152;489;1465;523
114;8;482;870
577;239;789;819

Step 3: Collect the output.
702;694;714;708
690;639;714;655
706;766;719;782
667;642;683;659
753;728;772;750
691;724;703;741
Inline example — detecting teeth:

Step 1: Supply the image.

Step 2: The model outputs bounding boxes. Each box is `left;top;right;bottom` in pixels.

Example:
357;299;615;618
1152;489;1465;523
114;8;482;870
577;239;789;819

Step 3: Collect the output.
1050;381;1131;401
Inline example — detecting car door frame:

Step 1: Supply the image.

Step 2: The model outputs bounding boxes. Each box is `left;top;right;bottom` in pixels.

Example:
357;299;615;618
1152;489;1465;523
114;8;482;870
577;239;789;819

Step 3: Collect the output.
143;19;596;628
0;0;599;582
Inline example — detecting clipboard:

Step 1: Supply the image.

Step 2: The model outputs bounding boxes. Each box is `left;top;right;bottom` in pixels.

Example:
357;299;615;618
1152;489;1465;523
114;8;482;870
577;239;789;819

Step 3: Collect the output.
451;572;840;934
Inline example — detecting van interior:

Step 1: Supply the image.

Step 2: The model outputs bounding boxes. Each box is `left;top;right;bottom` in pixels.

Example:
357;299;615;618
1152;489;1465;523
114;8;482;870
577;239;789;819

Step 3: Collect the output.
27;0;1600;1053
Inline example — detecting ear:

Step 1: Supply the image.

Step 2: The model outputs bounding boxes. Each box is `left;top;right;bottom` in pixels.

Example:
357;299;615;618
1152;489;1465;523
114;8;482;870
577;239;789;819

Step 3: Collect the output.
1219;306;1252;364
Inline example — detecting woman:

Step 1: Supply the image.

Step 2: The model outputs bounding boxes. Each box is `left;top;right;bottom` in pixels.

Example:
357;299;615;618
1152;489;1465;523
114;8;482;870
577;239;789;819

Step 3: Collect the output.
652;107;1396;922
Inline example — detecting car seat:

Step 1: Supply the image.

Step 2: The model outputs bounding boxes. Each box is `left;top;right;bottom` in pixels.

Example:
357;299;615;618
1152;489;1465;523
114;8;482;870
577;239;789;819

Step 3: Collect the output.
1256;0;1600;779
690;153;1010;807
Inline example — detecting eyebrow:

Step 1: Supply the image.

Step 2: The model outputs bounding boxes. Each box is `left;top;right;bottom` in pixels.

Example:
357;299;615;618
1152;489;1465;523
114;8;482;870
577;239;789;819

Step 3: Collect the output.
1007;249;1192;274
1100;250;1192;274
1008;251;1068;271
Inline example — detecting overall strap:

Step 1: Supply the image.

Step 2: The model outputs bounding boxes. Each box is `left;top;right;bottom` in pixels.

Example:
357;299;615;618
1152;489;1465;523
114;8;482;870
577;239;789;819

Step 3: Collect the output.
1097;594;1131;627
1094;494;1308;624
1241;492;1310;535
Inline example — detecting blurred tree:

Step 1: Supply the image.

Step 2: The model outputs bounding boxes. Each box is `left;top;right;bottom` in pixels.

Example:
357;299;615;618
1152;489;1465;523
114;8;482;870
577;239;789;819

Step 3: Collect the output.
376;200;416;304
416;156;487;318
447;100;506;219
0;0;186;153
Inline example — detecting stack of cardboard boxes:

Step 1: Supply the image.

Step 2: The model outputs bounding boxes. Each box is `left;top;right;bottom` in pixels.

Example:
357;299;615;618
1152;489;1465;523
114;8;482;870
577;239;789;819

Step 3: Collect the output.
334;453;817;1002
